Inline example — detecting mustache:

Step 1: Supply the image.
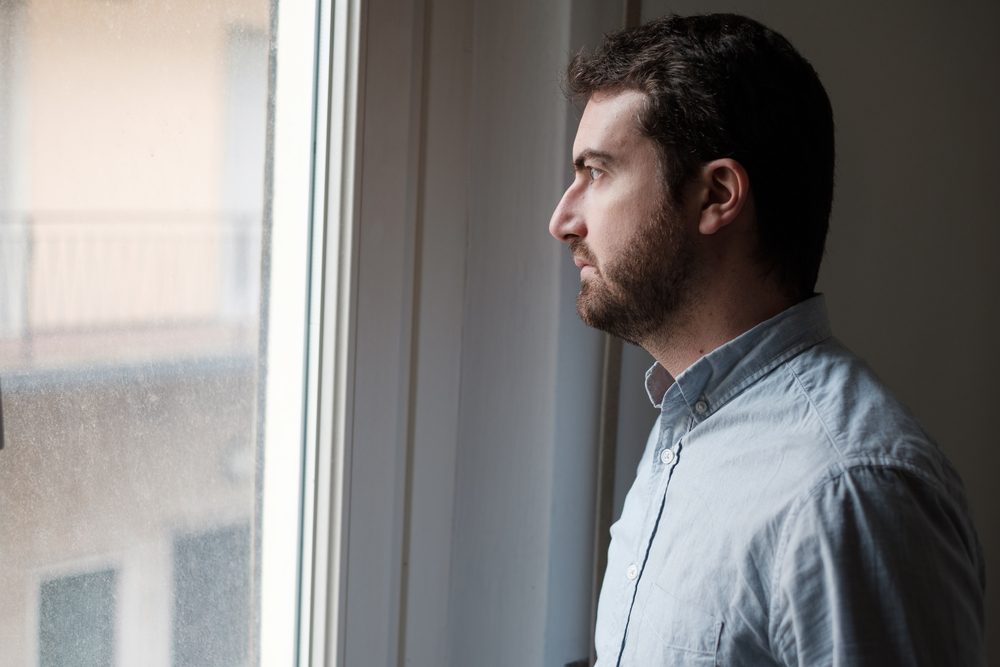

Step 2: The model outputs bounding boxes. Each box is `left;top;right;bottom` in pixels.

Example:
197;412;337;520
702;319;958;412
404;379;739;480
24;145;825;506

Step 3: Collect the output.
569;238;597;266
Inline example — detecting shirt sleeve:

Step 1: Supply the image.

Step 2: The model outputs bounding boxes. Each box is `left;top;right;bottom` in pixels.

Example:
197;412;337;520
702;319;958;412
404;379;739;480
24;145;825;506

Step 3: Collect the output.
768;463;985;667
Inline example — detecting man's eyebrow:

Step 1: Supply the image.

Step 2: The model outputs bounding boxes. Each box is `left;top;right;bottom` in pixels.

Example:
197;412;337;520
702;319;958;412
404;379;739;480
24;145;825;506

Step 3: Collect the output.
573;149;616;169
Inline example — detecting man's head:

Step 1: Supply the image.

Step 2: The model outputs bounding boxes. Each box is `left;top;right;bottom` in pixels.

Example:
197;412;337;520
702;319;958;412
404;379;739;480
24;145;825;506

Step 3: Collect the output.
550;89;699;344
550;13;834;341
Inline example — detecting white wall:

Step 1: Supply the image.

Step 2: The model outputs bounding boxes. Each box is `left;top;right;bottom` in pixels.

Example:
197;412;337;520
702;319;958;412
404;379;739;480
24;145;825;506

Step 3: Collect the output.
443;1;614;664
352;1;625;665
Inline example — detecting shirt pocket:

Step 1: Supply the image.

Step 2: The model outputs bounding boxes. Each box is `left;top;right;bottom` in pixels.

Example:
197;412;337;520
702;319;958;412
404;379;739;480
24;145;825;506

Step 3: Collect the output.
628;583;724;666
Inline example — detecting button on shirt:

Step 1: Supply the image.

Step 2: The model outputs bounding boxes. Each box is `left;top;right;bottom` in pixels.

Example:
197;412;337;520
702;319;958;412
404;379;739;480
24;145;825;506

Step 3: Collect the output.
594;296;986;666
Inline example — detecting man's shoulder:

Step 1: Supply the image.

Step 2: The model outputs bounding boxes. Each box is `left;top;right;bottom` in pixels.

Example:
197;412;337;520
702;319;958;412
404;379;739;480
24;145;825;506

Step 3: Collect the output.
714;336;965;504
783;339;948;464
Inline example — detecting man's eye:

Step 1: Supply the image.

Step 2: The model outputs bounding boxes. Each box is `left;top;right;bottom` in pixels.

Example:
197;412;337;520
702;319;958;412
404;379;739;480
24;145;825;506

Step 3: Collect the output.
588;167;601;181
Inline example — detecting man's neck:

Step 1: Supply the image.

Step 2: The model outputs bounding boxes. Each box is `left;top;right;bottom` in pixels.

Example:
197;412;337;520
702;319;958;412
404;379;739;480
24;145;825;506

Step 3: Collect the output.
642;289;798;380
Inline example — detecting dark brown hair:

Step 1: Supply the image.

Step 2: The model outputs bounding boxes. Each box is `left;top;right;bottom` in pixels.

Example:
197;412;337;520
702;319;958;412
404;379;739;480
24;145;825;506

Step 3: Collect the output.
567;13;835;298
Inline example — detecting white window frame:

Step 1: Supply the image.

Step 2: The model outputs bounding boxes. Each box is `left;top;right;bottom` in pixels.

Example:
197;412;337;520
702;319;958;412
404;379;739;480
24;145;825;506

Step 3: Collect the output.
265;0;463;663
260;0;363;665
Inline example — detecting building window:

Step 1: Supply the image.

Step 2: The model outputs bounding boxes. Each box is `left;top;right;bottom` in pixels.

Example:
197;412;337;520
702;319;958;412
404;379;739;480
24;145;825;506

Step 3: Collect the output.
172;524;252;667
39;569;117;667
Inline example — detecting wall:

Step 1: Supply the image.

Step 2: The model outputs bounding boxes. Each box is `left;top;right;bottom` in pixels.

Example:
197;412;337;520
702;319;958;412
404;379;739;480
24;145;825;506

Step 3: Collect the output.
1;0;268;338
443;1;615;665
23;0;266;213
0;365;255;667
380;0;625;665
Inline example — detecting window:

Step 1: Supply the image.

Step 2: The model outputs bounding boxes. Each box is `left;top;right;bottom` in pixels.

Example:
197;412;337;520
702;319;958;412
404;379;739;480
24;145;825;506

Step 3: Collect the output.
0;0;352;664
172;525;252;667
39;568;117;667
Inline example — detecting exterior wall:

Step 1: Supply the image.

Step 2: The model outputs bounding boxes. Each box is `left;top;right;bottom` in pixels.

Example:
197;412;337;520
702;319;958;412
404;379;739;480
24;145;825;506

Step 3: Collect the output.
24;0;266;212
3;0;267;342
0;365;255;667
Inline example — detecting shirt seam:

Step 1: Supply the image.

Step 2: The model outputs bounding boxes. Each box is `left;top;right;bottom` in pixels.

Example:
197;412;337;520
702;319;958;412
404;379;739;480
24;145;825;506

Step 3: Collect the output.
700;334;830;420
786;362;845;458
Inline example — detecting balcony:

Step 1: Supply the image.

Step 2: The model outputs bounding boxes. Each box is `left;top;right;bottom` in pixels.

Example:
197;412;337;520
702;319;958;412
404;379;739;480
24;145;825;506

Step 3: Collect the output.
0;213;261;375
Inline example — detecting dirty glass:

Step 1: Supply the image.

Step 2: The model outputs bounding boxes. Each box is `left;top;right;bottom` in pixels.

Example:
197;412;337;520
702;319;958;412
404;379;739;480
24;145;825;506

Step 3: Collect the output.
39;569;116;667
0;1;274;664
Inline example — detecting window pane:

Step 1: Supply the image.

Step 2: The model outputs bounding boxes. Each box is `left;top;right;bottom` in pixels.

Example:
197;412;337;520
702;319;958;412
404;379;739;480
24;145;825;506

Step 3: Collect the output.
39;569;116;667
0;1;276;665
172;525;252;667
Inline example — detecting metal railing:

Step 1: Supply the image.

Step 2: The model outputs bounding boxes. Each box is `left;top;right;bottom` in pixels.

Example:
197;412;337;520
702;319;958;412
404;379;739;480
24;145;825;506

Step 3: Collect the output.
0;213;262;366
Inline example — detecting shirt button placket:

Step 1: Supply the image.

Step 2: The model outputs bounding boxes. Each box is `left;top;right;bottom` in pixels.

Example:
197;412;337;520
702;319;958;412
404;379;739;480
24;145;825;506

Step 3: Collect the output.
659;447;675;465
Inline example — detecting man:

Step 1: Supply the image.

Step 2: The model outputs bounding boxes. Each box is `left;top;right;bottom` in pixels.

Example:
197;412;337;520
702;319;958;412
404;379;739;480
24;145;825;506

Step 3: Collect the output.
549;13;985;666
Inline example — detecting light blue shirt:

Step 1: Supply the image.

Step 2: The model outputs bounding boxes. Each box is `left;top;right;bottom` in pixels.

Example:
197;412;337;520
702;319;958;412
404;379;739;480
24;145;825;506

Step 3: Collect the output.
595;296;985;666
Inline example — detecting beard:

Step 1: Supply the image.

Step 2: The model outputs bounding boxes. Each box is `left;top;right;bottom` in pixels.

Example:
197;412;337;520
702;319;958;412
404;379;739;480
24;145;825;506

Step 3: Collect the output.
572;204;696;345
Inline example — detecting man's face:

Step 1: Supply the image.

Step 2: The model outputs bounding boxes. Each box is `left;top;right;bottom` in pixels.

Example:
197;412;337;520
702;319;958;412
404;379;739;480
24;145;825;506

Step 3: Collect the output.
549;89;698;344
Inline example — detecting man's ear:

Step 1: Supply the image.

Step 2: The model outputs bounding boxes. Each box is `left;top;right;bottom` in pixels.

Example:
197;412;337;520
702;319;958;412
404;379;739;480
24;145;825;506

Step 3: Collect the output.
696;158;750;236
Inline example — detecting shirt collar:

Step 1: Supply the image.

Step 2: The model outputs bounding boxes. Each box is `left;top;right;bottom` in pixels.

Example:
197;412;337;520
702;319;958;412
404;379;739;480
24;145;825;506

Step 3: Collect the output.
644;295;832;419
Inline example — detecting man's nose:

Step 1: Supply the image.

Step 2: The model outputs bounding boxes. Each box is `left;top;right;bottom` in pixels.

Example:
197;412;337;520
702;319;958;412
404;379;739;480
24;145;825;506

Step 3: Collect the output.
548;186;585;242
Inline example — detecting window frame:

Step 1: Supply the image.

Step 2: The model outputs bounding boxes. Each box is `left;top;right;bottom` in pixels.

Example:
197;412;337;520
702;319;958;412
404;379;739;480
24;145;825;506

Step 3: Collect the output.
259;0;363;665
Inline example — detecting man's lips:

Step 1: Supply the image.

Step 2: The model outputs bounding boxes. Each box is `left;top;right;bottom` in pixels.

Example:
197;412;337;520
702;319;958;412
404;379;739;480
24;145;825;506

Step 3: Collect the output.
569;240;597;271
